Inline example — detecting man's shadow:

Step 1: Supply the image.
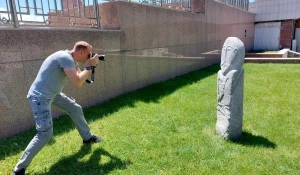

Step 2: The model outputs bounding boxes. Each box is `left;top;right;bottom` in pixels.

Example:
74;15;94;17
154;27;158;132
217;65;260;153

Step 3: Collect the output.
36;144;131;175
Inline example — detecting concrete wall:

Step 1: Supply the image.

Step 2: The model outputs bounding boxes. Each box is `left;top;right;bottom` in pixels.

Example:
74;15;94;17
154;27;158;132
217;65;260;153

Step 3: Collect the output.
100;0;255;52
0;0;255;139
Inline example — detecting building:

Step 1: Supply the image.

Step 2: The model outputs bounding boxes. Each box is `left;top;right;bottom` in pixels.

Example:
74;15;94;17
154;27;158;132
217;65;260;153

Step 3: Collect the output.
249;0;300;51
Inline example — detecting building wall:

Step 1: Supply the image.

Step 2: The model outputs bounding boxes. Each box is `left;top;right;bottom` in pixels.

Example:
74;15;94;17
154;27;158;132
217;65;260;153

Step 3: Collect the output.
249;0;300;50
249;0;300;22
0;0;255;139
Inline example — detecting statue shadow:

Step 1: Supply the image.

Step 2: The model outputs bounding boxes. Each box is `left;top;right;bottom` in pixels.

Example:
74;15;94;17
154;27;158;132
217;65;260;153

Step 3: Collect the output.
232;131;277;149
35;144;131;175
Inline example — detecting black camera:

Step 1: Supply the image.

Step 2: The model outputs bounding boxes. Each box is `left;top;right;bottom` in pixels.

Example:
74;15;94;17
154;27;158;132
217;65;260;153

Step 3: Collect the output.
85;53;105;84
91;53;105;61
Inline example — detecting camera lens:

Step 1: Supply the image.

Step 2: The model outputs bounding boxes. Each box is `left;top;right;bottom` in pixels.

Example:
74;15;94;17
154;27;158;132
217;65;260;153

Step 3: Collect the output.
91;53;105;61
99;55;105;61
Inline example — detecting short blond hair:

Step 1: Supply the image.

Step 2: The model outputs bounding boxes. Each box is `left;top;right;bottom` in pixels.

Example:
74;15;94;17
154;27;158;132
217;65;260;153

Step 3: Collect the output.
73;41;92;51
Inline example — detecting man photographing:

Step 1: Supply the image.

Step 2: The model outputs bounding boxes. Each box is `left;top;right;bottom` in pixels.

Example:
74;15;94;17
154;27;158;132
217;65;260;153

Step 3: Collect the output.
13;41;103;175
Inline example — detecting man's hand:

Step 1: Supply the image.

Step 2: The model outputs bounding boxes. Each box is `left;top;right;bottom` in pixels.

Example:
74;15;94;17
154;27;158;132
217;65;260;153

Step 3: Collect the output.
64;53;99;88
87;53;99;67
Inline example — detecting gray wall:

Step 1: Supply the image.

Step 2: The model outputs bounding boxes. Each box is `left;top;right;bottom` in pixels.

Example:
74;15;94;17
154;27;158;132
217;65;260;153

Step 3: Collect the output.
0;0;255;139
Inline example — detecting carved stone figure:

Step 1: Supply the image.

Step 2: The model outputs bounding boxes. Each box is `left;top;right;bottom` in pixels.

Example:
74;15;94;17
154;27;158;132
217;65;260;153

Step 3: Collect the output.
216;37;245;140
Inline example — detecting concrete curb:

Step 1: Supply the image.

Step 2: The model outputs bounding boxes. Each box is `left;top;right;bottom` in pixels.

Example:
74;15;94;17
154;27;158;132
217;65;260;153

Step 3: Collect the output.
245;58;300;63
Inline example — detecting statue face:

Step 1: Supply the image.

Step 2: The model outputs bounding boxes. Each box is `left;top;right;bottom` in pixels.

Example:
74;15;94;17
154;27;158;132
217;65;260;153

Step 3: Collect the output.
221;45;237;72
220;37;245;74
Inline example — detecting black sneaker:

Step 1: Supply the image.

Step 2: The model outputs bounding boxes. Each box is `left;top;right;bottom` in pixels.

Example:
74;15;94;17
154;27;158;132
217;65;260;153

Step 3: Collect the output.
83;135;103;144
12;168;25;175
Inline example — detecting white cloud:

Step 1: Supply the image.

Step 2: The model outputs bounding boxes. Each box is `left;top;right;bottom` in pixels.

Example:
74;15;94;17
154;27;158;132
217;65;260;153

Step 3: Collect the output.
19;14;44;22
0;9;44;23
0;11;9;23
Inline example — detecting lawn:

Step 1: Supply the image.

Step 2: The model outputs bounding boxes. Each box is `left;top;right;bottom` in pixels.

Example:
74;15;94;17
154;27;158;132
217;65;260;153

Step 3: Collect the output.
1;63;300;175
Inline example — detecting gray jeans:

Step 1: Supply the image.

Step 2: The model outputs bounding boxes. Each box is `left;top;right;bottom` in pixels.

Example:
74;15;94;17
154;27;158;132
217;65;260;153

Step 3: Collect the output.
14;93;93;171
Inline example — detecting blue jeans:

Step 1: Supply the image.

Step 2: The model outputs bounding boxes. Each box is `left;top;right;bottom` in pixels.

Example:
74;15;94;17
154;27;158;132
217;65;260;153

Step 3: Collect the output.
14;93;93;171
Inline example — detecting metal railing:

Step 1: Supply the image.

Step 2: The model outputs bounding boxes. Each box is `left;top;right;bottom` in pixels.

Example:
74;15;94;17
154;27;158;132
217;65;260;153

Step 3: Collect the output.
0;0;100;28
0;0;191;29
215;0;249;11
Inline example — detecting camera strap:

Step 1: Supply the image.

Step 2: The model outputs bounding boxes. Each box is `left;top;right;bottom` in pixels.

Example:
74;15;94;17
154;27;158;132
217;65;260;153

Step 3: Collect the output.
85;66;96;83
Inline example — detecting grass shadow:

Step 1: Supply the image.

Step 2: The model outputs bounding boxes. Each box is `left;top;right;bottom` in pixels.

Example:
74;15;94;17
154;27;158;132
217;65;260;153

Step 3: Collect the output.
233;131;277;149
35;144;131;175
0;64;220;160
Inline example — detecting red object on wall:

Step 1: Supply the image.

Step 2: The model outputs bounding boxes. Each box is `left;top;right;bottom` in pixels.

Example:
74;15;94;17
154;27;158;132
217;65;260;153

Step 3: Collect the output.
295;19;300;28
191;0;205;14
280;20;293;49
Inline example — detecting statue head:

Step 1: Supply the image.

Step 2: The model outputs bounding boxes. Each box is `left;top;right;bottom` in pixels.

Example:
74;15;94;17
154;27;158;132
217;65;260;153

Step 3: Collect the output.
220;37;245;74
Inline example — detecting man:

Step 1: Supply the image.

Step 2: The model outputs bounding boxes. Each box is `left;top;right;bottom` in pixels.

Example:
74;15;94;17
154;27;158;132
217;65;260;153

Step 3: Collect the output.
13;41;103;175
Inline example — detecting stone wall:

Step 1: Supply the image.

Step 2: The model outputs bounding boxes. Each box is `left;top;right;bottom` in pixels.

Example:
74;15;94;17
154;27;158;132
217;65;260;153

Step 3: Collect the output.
100;0;255;51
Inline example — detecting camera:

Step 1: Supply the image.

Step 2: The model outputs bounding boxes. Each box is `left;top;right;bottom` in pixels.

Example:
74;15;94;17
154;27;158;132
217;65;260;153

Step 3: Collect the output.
86;53;105;84
91;53;105;61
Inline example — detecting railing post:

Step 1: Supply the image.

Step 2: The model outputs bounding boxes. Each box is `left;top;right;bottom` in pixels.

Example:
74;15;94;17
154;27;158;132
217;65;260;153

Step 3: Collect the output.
8;0;19;28
93;0;100;29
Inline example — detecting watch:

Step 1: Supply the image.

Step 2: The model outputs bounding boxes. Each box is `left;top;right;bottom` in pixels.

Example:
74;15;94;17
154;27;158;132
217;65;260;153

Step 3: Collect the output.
83;66;93;70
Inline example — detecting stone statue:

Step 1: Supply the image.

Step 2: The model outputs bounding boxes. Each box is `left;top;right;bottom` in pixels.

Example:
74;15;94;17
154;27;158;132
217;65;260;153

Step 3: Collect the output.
216;37;245;141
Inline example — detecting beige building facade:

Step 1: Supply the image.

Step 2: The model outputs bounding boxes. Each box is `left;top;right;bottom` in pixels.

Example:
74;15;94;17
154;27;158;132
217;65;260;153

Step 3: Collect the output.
249;0;300;51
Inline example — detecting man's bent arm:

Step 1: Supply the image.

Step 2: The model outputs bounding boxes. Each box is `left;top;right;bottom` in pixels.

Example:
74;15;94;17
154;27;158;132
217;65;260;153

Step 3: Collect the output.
64;68;91;88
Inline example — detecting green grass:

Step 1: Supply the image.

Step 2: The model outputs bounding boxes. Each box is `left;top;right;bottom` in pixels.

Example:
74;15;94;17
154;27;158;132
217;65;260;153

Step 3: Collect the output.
1;63;300;175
